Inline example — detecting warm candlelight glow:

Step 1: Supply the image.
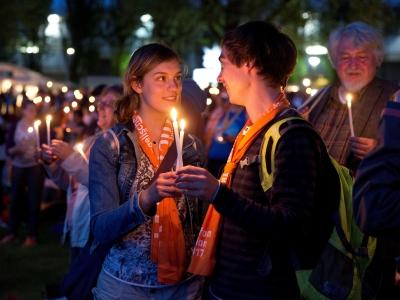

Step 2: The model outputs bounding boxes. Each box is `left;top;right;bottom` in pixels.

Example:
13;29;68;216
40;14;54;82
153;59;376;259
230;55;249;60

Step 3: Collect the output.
46;115;52;145
170;107;178;121
1;79;12;93
345;93;355;137
179;119;186;131
34;120;41;128
75;143;88;162
179;119;186;167
27;126;34;133
33;120;41;148
346;93;353;108
75;143;83;152
170;107;182;168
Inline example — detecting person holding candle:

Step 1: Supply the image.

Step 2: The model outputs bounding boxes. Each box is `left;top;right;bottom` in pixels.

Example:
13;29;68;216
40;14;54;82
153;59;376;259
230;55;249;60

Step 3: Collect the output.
176;21;339;300
298;22;399;174
1;100;45;247
89;43;205;299
39;85;123;264
297;22;400;300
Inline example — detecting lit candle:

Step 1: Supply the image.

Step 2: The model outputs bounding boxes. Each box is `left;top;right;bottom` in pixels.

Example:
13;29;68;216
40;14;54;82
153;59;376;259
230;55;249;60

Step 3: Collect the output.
346;93;355;137
179;119;186;167
75;143;88;163
46;114;52;145
33;120;41;148
170;108;182;168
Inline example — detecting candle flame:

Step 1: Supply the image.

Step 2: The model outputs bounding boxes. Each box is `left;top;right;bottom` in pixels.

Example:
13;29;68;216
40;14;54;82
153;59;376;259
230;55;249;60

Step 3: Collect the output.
74;142;88;162
345;93;353;108
46;114;52;122
75;143;84;153
179;119;186;130
170;107;177;121
27;126;34;133
34;120;41;128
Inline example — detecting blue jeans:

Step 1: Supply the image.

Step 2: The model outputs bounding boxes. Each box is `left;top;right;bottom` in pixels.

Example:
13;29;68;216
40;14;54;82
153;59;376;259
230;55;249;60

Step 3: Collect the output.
93;269;204;300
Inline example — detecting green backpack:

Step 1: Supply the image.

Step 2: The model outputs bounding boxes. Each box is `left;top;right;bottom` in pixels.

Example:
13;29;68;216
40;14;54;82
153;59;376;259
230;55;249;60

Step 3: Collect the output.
258;117;376;300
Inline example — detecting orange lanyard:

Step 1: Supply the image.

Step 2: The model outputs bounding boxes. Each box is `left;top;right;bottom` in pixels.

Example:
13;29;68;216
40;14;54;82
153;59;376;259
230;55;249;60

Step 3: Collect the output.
132;112;174;168
221;93;290;184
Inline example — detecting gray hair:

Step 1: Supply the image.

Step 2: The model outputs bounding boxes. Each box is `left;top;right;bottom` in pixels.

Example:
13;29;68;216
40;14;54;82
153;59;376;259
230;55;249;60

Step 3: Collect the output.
328;21;384;68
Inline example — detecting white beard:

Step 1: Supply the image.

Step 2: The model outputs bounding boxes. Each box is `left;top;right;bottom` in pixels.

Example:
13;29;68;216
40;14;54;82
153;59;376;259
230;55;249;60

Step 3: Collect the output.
341;80;368;93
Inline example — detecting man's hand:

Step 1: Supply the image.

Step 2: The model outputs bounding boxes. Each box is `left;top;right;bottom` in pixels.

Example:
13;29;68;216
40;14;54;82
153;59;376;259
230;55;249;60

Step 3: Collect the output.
50;140;74;160
176;165;220;201
349;136;377;160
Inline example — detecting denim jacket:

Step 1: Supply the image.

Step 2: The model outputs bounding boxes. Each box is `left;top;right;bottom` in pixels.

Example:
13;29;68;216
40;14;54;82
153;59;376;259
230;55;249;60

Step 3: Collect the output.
89;121;205;260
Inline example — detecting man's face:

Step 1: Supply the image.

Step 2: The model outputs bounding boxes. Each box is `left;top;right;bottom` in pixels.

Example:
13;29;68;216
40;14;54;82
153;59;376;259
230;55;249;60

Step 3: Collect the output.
217;47;249;106
336;38;377;92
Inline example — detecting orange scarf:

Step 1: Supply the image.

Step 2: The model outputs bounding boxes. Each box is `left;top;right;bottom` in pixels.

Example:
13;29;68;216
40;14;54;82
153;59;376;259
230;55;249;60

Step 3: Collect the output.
133;113;186;284
188;93;290;276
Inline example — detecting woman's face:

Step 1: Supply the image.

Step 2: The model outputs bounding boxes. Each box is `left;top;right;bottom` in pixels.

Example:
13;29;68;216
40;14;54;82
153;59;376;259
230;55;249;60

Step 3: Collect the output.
134;59;182;117
22;103;37;122
97;91;118;131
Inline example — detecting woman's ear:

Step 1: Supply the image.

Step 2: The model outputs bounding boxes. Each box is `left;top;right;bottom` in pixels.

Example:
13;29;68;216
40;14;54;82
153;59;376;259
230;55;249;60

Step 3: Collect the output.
131;80;142;94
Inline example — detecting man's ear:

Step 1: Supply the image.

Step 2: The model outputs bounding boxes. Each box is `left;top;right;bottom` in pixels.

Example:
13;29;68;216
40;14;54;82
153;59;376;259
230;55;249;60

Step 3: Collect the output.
131;81;142;94
244;60;256;73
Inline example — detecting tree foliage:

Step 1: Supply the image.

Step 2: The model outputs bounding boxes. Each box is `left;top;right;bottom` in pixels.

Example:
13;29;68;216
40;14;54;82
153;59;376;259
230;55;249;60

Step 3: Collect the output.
0;0;51;68
1;0;399;82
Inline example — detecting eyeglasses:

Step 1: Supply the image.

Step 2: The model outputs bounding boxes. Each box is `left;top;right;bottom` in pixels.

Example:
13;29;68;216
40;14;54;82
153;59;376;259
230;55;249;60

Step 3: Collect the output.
97;101;114;109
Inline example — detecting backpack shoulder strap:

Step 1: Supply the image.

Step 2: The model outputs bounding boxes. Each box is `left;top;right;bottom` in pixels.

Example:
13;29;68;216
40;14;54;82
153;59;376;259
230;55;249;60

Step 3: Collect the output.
259;116;311;192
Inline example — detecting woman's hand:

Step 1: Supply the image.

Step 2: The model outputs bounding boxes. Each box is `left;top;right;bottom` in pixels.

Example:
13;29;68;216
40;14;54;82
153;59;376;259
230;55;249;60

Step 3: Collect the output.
176;165;220;201
40;144;58;164
139;171;180;214
51;139;74;160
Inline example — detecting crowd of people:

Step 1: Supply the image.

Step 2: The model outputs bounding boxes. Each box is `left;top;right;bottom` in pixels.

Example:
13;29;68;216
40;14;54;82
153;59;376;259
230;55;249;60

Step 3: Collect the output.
0;20;399;300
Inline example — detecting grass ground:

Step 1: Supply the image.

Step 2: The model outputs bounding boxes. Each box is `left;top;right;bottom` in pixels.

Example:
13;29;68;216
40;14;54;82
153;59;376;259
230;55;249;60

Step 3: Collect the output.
0;203;69;300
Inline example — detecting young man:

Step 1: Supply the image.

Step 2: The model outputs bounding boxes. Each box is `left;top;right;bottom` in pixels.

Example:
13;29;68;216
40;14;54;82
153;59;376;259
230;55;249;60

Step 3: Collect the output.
177;21;338;299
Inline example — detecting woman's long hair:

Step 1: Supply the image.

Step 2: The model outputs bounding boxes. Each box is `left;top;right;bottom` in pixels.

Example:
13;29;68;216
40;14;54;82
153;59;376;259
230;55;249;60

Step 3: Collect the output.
116;43;181;123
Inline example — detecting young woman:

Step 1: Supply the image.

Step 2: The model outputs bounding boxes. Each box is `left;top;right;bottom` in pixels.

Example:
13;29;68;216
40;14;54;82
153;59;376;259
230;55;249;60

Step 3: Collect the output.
89;43;205;299
1;100;45;246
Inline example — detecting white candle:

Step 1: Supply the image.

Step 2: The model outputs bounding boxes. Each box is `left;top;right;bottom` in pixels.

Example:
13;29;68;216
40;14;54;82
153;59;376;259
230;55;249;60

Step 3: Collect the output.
170;108;182;168
33;120;41;148
75;143;88;163
46;114;52;145
346;93;355;137
179;119;186;167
